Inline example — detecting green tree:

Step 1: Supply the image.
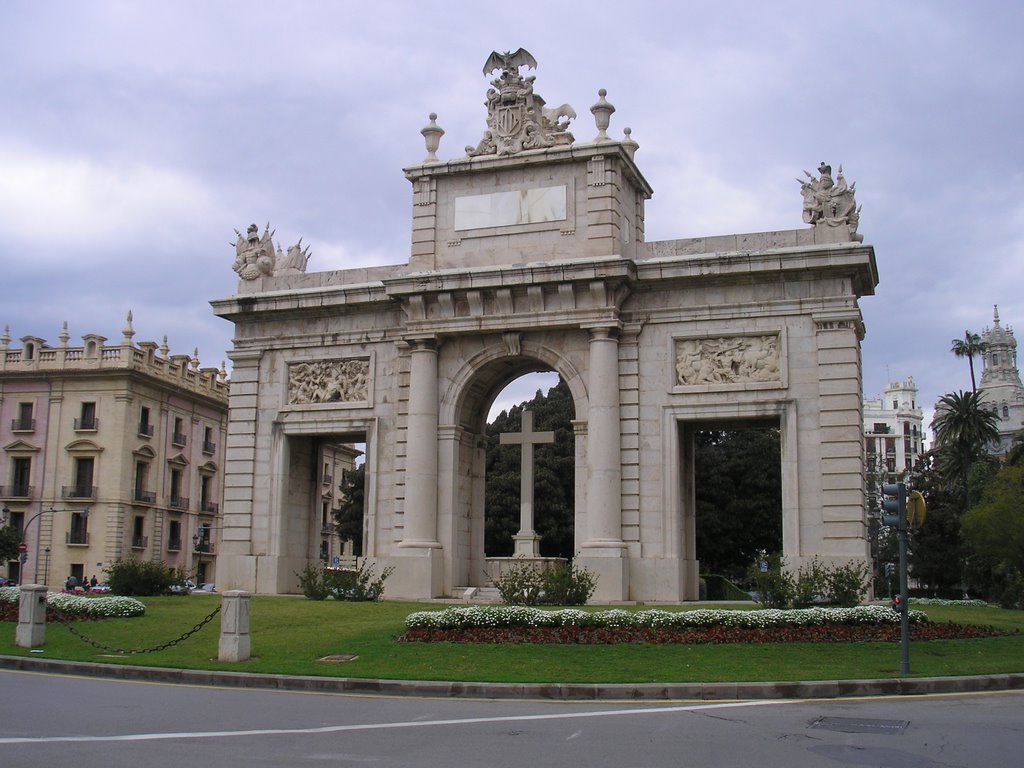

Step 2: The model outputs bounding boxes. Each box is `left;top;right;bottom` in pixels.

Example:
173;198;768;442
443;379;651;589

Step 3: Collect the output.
951;330;987;394
333;464;366;556
908;452;967;596
931;390;1000;489
694;427;782;582
962;463;1024;593
0;525;21;563
485;379;575;558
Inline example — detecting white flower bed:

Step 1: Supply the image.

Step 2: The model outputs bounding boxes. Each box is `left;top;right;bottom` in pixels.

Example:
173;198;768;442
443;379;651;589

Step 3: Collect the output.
0;586;145;618
909;598;989;607
406;604;928;630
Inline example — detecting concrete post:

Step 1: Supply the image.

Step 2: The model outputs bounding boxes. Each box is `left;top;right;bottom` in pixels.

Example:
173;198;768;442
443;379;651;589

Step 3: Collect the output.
218;590;251;662
16;584;48;648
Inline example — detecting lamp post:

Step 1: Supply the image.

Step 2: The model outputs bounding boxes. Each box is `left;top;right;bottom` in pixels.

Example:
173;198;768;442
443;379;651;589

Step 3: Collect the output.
43;547;50;585
192;531;205;586
17;506;90;583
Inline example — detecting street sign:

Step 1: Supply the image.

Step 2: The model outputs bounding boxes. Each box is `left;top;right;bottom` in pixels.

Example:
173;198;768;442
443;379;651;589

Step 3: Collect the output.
17;542;27;553
332;556;341;566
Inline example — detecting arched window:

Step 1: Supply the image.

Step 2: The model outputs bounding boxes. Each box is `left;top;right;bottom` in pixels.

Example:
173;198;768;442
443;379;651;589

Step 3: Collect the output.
1003;404;1010;419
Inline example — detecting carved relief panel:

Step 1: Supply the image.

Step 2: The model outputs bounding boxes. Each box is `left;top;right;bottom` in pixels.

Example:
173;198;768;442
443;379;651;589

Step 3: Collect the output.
674;335;781;387
288;359;370;405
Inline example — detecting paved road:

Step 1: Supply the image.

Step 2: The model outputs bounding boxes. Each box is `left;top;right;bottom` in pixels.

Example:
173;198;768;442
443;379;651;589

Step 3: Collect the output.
3;670;1022;767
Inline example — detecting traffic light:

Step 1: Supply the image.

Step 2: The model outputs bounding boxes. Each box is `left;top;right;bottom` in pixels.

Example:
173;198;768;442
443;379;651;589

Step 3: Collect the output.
891;593;903;611
880;482;907;530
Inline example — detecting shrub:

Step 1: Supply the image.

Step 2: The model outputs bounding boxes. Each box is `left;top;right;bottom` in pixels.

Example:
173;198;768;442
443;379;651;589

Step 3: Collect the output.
747;553;795;608
492;561;597;606
998;574;1024;610
541;563;596;605
324;562;394;601
105;557;187;596
826;560;871;606
0;586;145;619
297;562;393;601
793;557;830;607
296;563;330;600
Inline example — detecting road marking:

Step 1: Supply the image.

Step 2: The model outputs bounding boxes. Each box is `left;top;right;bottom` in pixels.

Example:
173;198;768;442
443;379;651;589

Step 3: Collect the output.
1;700;795;745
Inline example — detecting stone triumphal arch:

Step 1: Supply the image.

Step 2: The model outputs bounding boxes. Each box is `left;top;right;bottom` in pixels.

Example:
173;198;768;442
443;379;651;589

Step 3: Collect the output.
211;51;877;601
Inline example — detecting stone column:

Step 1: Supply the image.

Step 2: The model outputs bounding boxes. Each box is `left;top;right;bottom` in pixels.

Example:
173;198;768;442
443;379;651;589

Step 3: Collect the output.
391;337;444;598
401;338;441;549
218;590;251;662
16;584;48;648
583;327;624;546
577;326;628;601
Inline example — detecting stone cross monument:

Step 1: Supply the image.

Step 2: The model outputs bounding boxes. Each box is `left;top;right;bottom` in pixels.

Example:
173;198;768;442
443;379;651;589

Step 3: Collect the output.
499;409;555;556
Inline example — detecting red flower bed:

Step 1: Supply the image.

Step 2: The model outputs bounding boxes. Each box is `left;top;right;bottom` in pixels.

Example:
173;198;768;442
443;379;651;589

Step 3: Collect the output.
398;622;1004;645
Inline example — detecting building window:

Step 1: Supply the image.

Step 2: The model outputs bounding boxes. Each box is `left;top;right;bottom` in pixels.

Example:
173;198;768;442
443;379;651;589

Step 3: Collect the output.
168;520;182;551
172;417;187;447
1003;405;1010;419
199;474;217;513
134;462;155;503
12;402;35;432
67;511;89;545
66;457;95;499
170;467;188;510
9;510;25;538
202;426;215;454
10;457;32;497
131;515;147;549
892;400;898;410
139;406;153;437
75;401;98;431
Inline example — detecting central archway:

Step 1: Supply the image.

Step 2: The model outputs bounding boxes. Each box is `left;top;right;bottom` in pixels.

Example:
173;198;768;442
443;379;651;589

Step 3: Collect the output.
438;337;589;589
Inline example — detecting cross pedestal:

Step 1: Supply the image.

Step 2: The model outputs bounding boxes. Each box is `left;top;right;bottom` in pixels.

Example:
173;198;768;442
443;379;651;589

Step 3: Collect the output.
500;409;555;557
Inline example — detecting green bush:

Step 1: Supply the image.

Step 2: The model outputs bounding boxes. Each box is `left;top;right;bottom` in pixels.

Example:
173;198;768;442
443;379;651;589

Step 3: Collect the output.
747;553;795;608
749;555;870;608
105;557;186;596
826;560;871;606
297;562;393;601
493;561;596;606
998;574;1024;610
703;574;753;601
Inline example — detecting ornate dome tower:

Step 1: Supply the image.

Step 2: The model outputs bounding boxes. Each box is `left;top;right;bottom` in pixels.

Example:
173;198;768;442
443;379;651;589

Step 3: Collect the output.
980;305;1024;454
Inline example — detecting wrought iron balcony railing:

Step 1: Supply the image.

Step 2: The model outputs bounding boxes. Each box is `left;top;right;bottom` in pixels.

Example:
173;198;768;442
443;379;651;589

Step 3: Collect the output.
134;489;156;503
62;485;97;500
169;496;190;511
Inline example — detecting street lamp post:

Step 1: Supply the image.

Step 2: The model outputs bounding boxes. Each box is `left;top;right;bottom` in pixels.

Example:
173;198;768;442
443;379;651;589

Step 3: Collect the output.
192;531;205;585
5;506;90;583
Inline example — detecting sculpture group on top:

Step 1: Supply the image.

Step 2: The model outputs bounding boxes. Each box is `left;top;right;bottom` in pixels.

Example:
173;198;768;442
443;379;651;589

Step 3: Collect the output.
232;223;312;281
797;163;862;242
466;48;577;157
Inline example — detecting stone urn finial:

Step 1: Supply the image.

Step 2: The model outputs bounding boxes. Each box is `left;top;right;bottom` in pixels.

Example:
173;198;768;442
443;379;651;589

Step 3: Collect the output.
621;127;639;159
590;89;615;142
421;113;445;163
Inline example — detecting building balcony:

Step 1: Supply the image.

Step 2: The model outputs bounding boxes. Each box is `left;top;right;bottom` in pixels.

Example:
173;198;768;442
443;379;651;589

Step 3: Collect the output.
131;535;149;550
62;485;97;500
193;541;215;555
202;440;216;455
74;417;99;431
11;418;36;432
66;531;89;546
167;538;182;552
171;432;188;447
322;473;334;486
138;423;154;437
169;496;190;511
200;501;218;514
134;489;156;504
0;484;34;499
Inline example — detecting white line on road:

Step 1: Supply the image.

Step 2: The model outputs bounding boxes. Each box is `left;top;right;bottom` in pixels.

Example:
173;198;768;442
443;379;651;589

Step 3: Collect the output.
1;699;796;746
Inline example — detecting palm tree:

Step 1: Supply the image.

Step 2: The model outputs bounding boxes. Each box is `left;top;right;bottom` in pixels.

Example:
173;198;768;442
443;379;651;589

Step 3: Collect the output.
930;390;1000;487
950;330;987;394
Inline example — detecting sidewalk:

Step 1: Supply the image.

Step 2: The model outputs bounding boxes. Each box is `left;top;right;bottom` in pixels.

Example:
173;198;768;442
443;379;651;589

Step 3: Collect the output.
3;654;1023;700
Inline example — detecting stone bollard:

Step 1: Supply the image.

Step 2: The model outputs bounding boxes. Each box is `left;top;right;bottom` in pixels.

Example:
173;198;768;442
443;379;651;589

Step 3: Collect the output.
16;584;48;649
218;590;251;662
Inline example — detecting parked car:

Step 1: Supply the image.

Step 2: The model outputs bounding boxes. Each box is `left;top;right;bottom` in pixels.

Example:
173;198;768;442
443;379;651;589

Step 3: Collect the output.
0;576;15;588
168;579;196;595
193;583;216;593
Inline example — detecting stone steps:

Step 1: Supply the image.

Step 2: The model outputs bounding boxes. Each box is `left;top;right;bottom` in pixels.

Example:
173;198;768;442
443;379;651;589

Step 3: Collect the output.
450;586;502;603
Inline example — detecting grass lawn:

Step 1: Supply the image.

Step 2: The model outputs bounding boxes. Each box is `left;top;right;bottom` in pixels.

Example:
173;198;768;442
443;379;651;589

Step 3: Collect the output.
2;596;1022;684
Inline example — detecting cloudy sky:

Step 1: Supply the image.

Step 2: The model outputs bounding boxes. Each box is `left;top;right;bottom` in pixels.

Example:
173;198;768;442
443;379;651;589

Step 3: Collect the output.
2;1;1021;427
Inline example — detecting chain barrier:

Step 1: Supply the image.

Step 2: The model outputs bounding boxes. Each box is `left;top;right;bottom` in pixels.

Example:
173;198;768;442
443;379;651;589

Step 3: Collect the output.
50;604;221;655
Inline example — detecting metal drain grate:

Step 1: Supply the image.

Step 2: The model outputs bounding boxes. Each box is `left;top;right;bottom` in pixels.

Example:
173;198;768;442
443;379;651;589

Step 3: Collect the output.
809;716;909;735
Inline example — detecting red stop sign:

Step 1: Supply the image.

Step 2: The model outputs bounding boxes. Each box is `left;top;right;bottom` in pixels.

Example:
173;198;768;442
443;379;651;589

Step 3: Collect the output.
17;542;28;552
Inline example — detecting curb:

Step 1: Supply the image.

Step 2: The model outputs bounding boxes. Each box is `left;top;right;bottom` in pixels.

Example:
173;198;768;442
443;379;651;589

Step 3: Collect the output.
3;655;1023;700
